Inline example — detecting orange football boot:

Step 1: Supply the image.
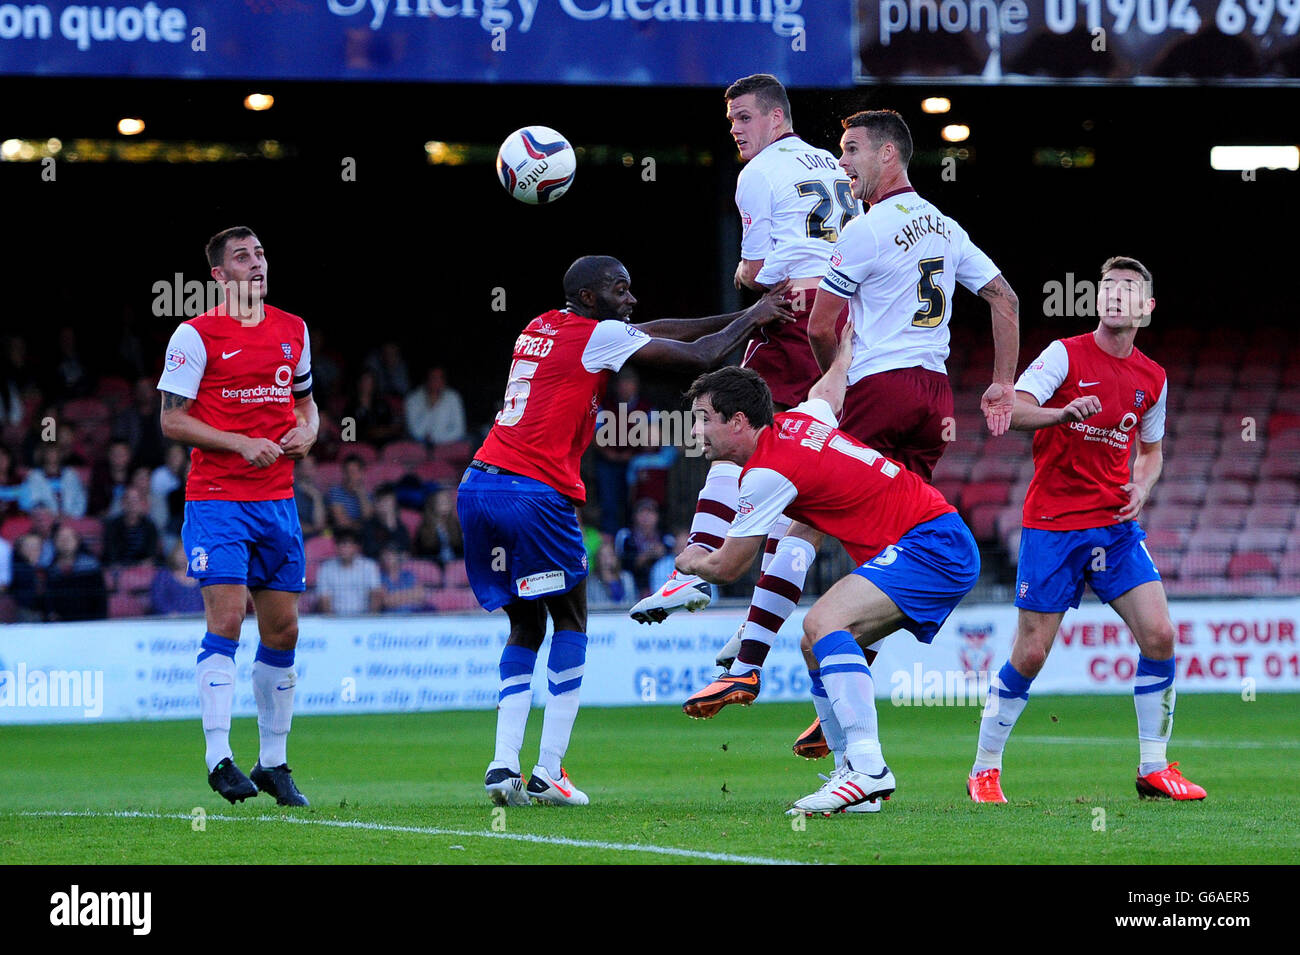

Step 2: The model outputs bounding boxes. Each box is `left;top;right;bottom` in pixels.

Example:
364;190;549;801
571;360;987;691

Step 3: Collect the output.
1136;762;1206;800
967;768;1008;803
792;718;831;759
682;669;760;719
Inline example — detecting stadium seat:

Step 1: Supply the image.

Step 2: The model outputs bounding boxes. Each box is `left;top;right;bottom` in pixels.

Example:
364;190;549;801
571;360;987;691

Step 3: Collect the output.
1179;550;1231;578
1161;481;1207;506
1254;481;1300;506
960;482;1010;510
967;502;1003;542
1199;506;1249;531
442;559;469;589
1205;481;1252;506
416;460;462;484
969;457;1020;482
62;398;109;426
1195;364;1235;387
1268;412;1300;437
1236;528;1291;553
408;559;444;588
305;559;319;588
109;593;149;618
1;514;32;542
1245;505;1296;529
1209;454;1265;482
1168;435;1217;457
1163;456;1213;481
429;588;481;613
305;535;337;564
1227;551;1276;578
344;443;379;465
315;462;344;488
95;377;132;410
1143;505;1199;534
1259;454;1300;480
1278;551;1300;578
1267;429;1300;451
368;462;410;487
67;517;104;554
933;480;965;508
1144;527;1188;551
1179;390;1228;412
1187;528;1241;552
383;440;428;466
1279;576;1300;596
431;440;472;467
116;561;155;592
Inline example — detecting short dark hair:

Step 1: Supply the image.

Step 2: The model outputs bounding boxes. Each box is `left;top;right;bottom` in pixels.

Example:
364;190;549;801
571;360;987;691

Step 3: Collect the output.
725;73;792;124
206;226;257;269
334;528;360;545
842;110;913;167
563;255;625;302
1101;255;1154;297
684;366;774;430
342;452;366;469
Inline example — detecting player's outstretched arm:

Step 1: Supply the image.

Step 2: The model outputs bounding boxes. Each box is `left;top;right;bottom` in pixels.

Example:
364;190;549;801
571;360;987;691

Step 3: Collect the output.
160;390;283;468
978;274;1020;436
806;323;855;419
1010;392;1102;432
1119;439;1163;522
628;285;793;374
807;287;848;374
633;310;746;342
675;535;764;585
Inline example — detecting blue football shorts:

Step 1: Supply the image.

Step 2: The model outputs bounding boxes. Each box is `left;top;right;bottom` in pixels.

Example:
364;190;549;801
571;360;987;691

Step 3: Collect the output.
851;511;980;643
1015;522;1160;613
181;498;306;592
457;468;589;612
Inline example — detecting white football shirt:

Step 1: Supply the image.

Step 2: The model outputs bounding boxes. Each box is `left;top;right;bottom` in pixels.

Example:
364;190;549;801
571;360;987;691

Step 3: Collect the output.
736;134;862;286
819;189;1000;384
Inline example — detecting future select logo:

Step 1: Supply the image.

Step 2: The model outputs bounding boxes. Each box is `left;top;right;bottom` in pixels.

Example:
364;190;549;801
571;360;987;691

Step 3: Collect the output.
50;885;151;936
0;661;104;717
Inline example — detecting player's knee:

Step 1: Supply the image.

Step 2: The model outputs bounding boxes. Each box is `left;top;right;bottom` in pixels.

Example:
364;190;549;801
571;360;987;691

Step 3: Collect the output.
208;609;245;638
1139;618;1176;658
1014;642;1049;677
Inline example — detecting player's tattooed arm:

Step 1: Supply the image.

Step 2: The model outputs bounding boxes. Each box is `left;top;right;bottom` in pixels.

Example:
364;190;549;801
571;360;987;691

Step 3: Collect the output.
978;273;1020;436
160;389;282;467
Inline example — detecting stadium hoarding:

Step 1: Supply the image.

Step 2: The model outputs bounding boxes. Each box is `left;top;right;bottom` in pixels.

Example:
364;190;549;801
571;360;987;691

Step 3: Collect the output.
0;599;1296;723
0;0;851;86
856;0;1300;84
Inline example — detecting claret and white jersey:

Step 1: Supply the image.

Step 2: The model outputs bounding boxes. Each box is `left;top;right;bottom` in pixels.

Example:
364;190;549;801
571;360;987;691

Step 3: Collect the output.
819;188;1000;384
737;133;861;286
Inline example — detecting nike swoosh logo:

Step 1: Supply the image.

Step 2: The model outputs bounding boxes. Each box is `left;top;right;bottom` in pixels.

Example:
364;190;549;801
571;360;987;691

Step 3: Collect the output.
662;580;698;597
208;681;232;687
997;721;1013;727
222;349;243;359
550;779;573;798
1078;379;1100;387
275;683;294;691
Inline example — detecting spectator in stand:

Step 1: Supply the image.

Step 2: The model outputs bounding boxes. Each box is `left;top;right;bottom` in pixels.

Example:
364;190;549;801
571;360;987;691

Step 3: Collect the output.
376;543;427;613
308;326;342;413
102;486;160;567
150;442;188;540
327;453;374;533
593;368;652;536
112;377;166;470
26;503;57;566
412;486;463;567
294;457;328;539
150;541;205;616
44;524;106;621
343;369;402;446
11;532;45;621
361;486;411;558
0;530;10;591
315;528;382;615
88;439;133;517
405;366;467;446
587;540;637;609
365;341;411;399
0;444;23;517
49;326;94;402
20;444;86;517
615;497;674;595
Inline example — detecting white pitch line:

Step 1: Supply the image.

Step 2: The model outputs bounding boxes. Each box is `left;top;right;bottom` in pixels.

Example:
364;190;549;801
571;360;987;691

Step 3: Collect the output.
20;810;807;865
1017;736;1300;750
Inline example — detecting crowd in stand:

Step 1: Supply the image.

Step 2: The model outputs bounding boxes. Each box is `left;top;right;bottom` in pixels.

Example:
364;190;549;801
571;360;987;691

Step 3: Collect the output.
0;328;677;621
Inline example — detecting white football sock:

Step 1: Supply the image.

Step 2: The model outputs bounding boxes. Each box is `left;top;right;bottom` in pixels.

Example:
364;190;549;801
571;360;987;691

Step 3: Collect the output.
252;657;296;768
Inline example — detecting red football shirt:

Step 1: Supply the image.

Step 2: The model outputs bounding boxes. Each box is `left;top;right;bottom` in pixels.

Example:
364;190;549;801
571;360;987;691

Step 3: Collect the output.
1016;333;1168;530
474;309;651;503
728;400;955;563
157;304;312;502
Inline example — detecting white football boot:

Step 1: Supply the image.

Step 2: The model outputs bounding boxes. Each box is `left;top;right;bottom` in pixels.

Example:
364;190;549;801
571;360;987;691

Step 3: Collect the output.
629;571;712;624
786;763;895;816
526;766;590;806
484;766;530;807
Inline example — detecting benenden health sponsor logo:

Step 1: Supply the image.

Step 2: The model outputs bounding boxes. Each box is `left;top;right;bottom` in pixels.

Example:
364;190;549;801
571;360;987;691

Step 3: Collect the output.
0;662;103;717
50;885;151;935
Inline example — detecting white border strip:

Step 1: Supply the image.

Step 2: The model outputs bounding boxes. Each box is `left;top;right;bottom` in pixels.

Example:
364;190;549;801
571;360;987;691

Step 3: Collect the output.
1017;736;1300;750
20;810;808;865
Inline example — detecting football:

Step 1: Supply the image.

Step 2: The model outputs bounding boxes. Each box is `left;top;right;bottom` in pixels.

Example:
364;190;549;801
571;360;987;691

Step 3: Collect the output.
495;126;577;204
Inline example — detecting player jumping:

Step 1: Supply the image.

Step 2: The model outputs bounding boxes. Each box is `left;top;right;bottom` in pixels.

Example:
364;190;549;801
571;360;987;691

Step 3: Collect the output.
159;226;316;806
966;256;1206;803
676;330;980;814
631;72;860;676
462;255;792;807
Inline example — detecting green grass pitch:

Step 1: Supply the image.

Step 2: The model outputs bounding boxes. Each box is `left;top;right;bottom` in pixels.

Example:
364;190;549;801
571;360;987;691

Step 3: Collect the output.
2;694;1297;865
